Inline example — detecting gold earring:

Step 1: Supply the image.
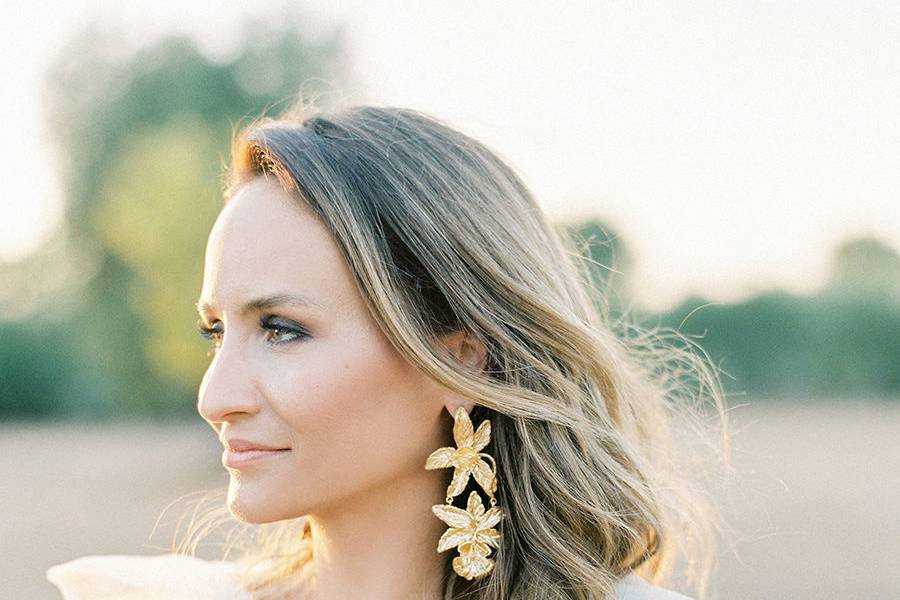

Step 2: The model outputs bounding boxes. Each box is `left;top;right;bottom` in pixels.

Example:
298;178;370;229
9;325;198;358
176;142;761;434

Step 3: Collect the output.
425;405;503;580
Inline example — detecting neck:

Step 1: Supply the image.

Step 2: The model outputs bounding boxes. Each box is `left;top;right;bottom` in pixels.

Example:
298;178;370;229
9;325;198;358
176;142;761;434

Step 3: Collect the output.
297;469;449;600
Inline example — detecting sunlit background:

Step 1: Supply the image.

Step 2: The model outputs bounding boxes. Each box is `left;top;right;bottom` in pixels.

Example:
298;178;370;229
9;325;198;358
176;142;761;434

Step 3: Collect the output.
2;2;898;598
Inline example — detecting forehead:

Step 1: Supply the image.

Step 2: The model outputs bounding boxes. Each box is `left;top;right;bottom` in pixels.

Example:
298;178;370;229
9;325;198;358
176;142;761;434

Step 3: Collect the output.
199;176;355;313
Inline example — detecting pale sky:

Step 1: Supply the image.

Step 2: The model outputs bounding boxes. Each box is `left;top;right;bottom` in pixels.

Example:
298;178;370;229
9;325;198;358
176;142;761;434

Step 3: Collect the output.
2;1;898;311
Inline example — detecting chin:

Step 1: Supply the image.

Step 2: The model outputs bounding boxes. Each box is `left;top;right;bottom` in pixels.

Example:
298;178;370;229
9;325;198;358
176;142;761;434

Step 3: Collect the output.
226;478;297;524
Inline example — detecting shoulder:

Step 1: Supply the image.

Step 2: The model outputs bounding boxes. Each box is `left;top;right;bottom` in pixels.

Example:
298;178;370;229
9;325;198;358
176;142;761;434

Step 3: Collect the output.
614;573;696;600
46;556;692;600
45;553;251;599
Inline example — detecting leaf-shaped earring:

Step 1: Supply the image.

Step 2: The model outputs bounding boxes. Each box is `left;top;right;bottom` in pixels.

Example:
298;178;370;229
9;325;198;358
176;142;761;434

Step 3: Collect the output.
425;405;503;580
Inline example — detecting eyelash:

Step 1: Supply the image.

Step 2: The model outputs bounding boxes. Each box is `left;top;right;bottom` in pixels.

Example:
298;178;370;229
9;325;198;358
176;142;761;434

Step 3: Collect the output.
196;316;309;355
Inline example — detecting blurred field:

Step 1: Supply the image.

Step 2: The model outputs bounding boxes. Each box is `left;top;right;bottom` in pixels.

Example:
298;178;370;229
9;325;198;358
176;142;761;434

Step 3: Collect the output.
4;399;899;599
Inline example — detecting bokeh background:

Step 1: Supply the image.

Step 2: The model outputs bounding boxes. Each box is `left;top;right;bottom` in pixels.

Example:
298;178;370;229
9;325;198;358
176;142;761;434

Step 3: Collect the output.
2;2;898;598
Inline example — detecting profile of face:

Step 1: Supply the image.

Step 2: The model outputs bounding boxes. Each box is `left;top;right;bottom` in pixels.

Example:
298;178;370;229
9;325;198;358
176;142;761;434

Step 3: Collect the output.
196;175;477;523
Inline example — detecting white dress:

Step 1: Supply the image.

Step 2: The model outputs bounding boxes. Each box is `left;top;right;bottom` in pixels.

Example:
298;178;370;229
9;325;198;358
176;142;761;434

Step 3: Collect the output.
46;553;695;600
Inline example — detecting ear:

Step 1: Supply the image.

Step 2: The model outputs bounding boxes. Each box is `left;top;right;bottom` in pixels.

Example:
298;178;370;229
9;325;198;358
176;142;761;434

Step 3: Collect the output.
435;329;488;416
437;329;488;373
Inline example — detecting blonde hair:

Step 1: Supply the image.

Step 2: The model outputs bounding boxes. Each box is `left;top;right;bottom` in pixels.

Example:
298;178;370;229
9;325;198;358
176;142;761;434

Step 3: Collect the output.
173;100;732;600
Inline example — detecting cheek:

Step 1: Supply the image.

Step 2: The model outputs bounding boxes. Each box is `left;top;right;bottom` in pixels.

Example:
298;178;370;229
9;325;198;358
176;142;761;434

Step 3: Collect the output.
266;325;437;500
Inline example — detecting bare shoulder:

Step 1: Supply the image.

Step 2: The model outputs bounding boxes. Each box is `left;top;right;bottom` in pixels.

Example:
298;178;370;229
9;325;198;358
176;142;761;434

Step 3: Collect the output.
615;573;696;600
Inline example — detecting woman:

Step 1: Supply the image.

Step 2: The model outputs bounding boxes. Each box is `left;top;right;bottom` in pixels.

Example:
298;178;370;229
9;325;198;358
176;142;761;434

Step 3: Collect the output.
47;103;730;599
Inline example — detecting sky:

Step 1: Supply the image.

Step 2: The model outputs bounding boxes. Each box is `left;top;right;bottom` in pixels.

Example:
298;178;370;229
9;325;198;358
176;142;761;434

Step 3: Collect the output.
2;1;898;312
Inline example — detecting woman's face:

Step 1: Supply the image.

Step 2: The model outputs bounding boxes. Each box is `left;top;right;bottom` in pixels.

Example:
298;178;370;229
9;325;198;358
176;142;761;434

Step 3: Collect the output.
196;175;461;523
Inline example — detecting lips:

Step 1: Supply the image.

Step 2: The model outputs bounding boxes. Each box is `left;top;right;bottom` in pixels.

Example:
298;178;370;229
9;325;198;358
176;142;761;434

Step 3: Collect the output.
222;446;290;469
223;437;291;452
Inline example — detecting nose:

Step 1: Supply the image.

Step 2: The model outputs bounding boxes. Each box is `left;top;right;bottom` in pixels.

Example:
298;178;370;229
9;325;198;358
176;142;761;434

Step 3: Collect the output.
196;342;262;423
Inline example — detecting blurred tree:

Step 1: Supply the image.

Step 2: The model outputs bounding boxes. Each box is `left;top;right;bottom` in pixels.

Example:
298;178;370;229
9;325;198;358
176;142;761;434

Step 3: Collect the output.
659;291;818;399
805;294;900;396
0;11;349;418
660;283;900;400
822;235;900;304
558;218;636;320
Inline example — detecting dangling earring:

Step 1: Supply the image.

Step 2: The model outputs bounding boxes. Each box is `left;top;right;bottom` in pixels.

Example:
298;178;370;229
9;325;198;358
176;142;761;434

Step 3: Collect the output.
425;405;503;580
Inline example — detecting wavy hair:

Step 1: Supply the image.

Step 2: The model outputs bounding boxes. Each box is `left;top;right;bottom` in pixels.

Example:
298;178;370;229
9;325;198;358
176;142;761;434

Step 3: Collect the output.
171;100;732;600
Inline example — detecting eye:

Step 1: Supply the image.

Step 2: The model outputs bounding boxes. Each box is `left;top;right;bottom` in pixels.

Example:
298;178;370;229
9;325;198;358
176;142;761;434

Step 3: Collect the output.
261;316;310;346
195;317;310;355
197;320;223;356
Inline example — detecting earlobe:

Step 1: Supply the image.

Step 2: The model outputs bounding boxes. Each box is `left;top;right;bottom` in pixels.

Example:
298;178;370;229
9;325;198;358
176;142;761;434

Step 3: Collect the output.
444;399;475;417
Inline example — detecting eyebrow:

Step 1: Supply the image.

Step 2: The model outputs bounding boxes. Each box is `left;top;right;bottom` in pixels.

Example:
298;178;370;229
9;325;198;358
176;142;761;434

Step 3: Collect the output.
195;292;324;317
